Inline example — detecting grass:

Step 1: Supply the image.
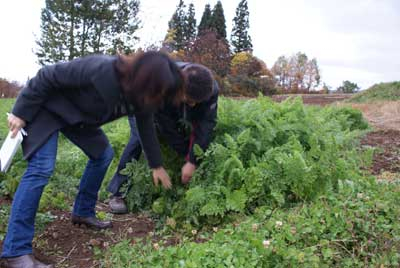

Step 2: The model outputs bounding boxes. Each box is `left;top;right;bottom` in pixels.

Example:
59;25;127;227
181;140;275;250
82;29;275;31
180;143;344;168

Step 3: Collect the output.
348;81;400;103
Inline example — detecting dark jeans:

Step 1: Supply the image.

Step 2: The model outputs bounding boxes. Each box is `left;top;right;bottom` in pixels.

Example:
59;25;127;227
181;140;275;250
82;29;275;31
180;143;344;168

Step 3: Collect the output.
1;131;114;258
107;117;142;196
107;116;189;196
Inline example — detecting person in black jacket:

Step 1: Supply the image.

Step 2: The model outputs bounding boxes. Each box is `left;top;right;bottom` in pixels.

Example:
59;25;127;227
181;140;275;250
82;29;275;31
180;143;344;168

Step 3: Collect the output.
1;51;184;268
107;62;219;214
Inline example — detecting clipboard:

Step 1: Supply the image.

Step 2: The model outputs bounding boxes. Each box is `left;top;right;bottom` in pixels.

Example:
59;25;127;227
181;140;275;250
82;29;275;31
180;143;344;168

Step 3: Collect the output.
0;130;25;173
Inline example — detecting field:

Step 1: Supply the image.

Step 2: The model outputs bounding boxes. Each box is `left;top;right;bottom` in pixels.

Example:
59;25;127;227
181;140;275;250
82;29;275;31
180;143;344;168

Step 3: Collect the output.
0;93;399;268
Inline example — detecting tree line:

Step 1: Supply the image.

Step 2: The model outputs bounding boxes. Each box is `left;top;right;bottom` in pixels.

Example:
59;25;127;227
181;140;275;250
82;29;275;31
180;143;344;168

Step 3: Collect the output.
33;0;358;96
0;79;22;98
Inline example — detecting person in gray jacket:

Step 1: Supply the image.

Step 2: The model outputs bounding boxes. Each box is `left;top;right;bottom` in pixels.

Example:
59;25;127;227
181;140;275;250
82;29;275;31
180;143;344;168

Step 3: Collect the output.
1;51;184;268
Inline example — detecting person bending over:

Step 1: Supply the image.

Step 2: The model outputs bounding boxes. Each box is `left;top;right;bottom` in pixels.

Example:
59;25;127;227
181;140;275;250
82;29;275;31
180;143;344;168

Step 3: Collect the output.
1;51;184;268
107;62;219;214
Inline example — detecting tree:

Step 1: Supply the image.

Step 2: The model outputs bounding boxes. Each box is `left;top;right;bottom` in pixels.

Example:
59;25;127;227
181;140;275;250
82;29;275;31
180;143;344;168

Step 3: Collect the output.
166;0;187;51
104;0;141;54
272;52;320;92
198;4;212;36
229;52;276;96
320;83;331;94
36;0;74;65
184;31;231;77
0;78;22;98
184;3;197;44
210;1;227;40
36;0;141;65
337;80;360;93
230;52;264;77
231;0;252;53
271;56;290;90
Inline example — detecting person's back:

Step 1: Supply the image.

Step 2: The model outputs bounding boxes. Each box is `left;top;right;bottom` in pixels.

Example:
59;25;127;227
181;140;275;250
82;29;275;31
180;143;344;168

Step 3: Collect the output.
108;62;219;213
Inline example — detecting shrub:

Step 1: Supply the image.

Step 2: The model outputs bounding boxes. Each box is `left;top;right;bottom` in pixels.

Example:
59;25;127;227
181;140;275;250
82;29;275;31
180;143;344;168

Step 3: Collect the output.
225;75;276;96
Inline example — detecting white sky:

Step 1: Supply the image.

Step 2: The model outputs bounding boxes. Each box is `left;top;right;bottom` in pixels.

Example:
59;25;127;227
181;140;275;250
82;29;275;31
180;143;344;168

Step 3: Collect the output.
0;0;399;89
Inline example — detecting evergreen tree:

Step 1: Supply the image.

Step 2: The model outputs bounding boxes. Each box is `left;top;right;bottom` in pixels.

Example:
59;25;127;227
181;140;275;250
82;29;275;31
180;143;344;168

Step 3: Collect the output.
231;0;253;53
36;0;140;65
198;4;212;36
210;1;227;40
36;0;76;65
106;0;141;54
185;3;197;43
166;0;186;50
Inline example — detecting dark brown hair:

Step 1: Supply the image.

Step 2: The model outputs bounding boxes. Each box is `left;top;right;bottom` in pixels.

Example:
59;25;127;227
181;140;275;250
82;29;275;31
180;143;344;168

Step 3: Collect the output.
115;51;184;112
183;64;214;103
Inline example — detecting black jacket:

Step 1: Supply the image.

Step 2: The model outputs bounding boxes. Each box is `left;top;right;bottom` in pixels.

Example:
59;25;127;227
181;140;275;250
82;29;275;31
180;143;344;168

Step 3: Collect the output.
12;55;163;168
155;62;219;165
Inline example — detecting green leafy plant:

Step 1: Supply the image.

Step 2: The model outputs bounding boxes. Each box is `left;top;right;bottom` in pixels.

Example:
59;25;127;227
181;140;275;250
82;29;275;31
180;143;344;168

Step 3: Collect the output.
121;97;371;227
104;179;400;267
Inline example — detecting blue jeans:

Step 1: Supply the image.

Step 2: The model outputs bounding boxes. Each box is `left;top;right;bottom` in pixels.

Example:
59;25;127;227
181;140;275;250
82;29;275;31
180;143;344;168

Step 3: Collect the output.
1;131;114;258
107;117;141;196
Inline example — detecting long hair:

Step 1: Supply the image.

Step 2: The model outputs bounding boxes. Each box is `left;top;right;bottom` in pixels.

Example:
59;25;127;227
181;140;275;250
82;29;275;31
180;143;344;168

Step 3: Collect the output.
115;51;184;112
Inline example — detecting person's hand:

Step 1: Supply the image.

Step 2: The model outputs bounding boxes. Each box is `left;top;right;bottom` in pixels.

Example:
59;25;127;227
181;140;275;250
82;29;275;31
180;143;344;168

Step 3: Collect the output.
7;113;26;138
181;162;196;185
152;167;172;189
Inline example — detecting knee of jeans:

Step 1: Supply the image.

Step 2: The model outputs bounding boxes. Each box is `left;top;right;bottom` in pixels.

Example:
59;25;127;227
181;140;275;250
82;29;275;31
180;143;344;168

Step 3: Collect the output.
101;146;114;165
27;159;56;179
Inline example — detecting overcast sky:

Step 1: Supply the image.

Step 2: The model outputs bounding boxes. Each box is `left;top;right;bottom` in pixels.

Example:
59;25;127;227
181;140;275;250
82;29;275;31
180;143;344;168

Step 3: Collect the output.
0;0;399;89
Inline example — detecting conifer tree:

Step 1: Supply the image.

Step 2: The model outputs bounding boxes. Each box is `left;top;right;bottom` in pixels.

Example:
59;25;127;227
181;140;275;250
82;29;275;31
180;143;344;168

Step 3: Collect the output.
185;3;197;43
36;0;140;65
231;0;253;53
197;4;212;36
209;1;227;40
167;0;186;50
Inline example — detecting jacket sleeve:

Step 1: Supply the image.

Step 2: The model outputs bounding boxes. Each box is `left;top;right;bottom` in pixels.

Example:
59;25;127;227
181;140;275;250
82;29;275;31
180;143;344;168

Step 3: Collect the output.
135;112;163;169
187;89;218;165
12;57;97;122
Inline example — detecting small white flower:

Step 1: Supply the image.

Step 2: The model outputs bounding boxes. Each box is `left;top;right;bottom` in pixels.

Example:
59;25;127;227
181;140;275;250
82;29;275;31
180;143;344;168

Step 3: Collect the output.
191;229;198;235
262;240;271;248
213;227;218;232
153;243;160;250
252;223;259;232
275;221;283;228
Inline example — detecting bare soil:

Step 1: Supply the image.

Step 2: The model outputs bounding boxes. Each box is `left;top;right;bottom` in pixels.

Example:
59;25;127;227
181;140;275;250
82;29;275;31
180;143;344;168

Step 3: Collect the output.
0;202;154;268
361;129;400;175
271;93;352;106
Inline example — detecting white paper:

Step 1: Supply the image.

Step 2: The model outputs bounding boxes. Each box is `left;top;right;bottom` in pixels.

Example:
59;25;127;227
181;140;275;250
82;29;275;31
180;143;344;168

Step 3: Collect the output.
0;131;23;172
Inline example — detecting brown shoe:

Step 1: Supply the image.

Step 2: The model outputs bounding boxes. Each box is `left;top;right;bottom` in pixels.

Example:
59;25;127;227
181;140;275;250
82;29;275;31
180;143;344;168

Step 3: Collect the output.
71;215;112;230
3;254;53;268
109;196;128;214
